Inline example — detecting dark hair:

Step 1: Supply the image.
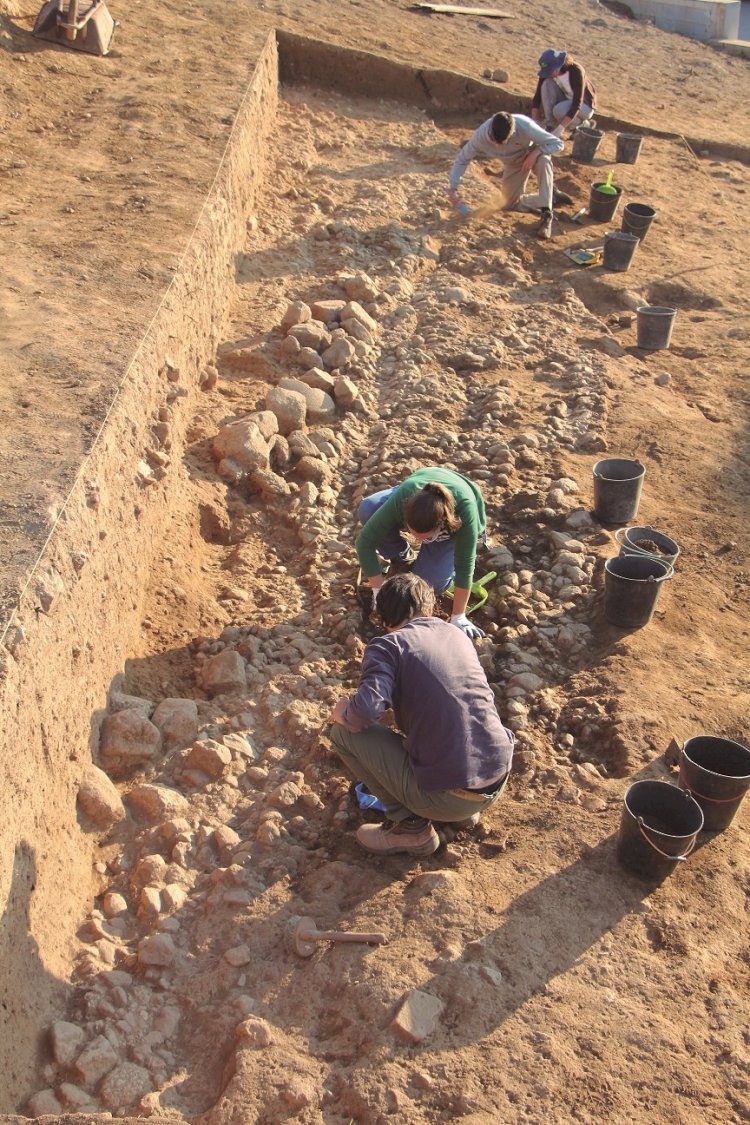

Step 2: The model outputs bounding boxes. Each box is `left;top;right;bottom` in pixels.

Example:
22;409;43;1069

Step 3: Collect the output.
378;573;435;629
404;482;461;534
490;112;512;144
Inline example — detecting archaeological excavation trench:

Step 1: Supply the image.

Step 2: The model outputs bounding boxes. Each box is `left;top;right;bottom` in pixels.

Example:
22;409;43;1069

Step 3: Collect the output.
2;27;750;1125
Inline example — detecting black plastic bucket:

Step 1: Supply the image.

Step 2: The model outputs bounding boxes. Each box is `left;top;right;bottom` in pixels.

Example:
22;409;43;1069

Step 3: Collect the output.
603;231;640;272
636;306;676;350
592;457;645;523
615;525;680;567
617;780;703;881
615;133;644;164
679;736;750;832
622;202;656;241
604;555;673;628
572;126;604;163
589;182;622;223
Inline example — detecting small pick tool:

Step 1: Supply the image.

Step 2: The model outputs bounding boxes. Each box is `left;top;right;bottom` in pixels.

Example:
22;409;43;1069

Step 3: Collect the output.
288;915;387;958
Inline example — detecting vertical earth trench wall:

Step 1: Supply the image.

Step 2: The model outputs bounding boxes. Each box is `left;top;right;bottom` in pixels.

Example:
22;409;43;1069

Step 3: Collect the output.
0;31;279;1108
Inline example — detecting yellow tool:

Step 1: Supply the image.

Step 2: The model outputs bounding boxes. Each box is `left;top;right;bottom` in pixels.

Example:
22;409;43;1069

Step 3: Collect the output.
597;170;617;196
444;571;497;615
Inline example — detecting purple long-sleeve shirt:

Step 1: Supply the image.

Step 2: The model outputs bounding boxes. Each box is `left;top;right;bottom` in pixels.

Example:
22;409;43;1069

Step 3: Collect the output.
342;617;514;791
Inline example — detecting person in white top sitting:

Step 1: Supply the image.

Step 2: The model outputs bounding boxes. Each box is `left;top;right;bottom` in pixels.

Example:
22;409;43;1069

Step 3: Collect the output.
531;49;597;136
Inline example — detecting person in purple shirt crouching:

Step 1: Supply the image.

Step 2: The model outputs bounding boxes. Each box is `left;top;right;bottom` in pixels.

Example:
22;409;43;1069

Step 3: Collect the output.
328;573;514;857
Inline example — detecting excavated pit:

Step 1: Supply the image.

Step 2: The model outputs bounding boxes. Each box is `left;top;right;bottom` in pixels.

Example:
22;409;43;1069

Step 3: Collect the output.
2;29;750;1125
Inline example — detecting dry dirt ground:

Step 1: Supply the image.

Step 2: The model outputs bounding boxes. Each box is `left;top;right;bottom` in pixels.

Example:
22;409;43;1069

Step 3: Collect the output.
1;1;750;1123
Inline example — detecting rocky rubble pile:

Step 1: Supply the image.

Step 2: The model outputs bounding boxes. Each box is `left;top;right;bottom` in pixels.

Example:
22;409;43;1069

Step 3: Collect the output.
27;107;646;1117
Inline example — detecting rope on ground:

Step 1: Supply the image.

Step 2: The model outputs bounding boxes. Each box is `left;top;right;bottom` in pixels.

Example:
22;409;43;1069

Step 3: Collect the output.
676;133;701;166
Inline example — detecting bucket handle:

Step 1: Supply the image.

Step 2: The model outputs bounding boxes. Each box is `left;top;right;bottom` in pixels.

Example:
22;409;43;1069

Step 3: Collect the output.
678;756;750;804
636;816;697;861
614;526;675;571
647;563;674;583
614;525;658;548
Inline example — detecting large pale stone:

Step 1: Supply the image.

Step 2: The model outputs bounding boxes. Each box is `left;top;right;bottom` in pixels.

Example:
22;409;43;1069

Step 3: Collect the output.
99;1061;152;1109
294;456;332;487
333;374;360;408
321;336;355;370
391;990;445;1043
295;346;324;370
311;298;346;322
27;1090;62;1115
287;431;320;459
77;765;126;827
297;367;336;393
280;300;311;331
265;386;307;435
341;300;377;335
99;710;162;777
126;784;189;822
212;420;270;473
186;739;232;779
249;468;292;498
224;944;252;967
200;649;247;695
108;679;154;715
58;1083;96;1109
137;932;177;967
341;317;374;345
279;377;336;423
50;1020;86;1068
73;1034;119;1085
247;409;279;441
339;272;379;301
286;320;331;351
151;698;199;752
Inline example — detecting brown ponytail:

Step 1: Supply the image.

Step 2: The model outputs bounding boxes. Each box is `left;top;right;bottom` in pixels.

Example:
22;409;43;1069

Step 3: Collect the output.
405;482;462;534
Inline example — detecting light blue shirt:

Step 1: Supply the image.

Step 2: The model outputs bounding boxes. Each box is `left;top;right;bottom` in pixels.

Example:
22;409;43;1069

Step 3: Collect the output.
449;113;564;190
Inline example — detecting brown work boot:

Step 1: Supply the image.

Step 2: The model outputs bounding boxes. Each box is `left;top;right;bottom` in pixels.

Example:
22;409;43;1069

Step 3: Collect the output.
536;208;553;240
356;815;440;856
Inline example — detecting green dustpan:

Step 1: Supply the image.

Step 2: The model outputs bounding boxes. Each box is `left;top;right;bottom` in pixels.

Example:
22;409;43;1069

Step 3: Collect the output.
445;571;497;616
597;170;617;196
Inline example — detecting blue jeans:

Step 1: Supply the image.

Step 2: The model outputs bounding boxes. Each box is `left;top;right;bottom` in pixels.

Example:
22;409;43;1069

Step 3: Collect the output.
358;488;457;594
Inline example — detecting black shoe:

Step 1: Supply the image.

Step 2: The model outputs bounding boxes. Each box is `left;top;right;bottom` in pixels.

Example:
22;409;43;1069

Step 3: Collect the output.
356;584;375;614
536;209;553;240
552;189;574;207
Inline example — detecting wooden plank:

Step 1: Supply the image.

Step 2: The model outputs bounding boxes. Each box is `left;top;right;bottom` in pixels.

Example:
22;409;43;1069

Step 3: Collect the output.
411;4;513;18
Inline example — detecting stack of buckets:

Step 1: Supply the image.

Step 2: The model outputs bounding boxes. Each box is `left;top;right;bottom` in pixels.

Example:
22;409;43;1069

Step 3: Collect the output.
590;456;750;879
617;736;750;881
592;457;675;631
573;125;677;349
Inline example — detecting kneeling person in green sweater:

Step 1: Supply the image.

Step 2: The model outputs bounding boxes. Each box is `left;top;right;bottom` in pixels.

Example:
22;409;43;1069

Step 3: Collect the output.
330;573;514;857
356;466;488;641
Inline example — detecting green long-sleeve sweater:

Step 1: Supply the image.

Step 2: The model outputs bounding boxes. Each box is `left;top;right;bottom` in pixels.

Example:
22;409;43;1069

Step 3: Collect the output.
355;467;486;589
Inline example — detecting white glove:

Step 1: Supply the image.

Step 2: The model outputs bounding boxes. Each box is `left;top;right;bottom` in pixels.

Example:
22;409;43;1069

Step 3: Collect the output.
552;123;566;138
451;613;485;640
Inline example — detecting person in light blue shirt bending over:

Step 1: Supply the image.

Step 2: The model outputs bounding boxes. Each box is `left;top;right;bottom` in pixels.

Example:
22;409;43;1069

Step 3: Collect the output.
446;111;573;240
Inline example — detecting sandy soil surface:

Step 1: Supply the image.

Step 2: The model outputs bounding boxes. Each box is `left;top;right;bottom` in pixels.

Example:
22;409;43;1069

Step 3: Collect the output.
1;1;750;1122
